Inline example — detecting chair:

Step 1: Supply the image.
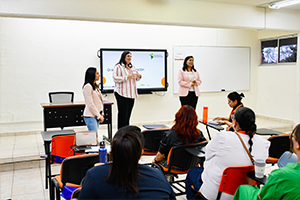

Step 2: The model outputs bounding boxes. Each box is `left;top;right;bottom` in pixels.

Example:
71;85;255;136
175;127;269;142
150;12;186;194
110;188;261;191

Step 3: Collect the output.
50;153;99;200
217;165;257;200
152;142;207;196
266;133;290;165
51;135;77;164
277;151;298;168
142;128;168;155
49;91;74;103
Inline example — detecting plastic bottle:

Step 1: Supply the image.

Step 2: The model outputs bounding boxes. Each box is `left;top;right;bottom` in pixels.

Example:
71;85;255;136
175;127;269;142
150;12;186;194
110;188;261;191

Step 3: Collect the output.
203;106;208;124
99;141;107;164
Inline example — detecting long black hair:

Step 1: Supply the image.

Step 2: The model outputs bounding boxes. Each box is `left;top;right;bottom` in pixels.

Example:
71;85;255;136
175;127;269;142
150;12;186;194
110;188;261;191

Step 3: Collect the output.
234;107;256;153
83;67;98;90
118;51;132;68
182;56;197;72
228;92;245;105
106;130;143;195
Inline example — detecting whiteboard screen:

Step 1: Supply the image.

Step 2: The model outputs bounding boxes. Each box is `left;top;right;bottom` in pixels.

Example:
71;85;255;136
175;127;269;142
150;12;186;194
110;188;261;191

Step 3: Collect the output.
173;46;250;93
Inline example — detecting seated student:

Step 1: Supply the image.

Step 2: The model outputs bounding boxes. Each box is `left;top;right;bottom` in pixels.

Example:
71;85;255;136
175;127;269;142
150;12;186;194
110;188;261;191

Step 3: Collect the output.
152;105;206;164
233;123;300;200
79;126;175;199
186;107;270;200
213;91;245;131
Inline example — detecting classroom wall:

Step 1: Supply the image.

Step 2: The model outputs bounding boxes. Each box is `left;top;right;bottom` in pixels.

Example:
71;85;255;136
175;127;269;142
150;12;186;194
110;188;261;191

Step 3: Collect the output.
0;17;259;133
0;0;300;133
256;31;300;122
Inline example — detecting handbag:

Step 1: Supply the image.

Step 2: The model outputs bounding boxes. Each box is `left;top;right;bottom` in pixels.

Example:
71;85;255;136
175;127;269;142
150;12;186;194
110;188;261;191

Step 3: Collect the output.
75;131;98;147
234;131;254;164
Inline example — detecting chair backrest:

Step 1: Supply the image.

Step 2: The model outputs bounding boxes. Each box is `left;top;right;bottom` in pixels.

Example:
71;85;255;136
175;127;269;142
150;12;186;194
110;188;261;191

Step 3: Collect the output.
60;153;99;186
277;151;298;168
49;91;74;103
218;165;255;198
268;134;290;159
51;135;76;163
167;142;207;171
142;128;168;152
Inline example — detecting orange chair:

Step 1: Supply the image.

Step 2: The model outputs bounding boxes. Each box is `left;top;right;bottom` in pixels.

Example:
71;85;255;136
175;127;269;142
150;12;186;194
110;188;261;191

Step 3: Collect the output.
217;165;257;200
266;133;290;165
142;128;168;155
50;153;99;200
51;135;77;163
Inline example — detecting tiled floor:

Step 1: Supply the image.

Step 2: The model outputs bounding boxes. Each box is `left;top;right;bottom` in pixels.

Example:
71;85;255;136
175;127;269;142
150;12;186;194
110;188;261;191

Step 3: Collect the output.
0;117;294;200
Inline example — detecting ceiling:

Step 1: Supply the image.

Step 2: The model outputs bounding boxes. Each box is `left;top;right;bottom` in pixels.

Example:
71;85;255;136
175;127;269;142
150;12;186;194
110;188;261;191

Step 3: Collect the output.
196;0;300;11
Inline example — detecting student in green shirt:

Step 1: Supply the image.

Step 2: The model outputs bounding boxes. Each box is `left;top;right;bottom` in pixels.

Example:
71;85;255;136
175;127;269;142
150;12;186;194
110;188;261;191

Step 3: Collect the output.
233;123;300;200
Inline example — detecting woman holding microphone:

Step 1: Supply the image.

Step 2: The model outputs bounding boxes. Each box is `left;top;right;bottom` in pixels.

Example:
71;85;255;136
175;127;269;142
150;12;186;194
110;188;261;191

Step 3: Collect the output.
82;67;104;133
178;56;202;110
113;51;141;129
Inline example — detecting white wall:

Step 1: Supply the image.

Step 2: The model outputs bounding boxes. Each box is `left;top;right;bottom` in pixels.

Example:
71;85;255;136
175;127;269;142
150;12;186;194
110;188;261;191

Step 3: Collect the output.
0;17;260;133
256;31;300;122
0;0;300;133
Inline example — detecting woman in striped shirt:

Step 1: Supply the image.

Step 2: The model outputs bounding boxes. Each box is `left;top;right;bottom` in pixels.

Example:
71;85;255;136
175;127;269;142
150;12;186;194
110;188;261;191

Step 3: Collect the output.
113;51;142;129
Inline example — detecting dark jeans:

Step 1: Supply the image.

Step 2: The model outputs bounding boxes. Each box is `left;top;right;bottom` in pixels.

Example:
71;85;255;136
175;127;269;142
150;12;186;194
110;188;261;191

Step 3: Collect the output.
179;91;198;110
185;167;204;200
114;92;135;129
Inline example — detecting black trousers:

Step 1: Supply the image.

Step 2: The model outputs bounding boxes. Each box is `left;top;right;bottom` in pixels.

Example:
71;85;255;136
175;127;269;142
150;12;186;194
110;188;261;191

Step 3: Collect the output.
179;91;198;110
114;92;135;129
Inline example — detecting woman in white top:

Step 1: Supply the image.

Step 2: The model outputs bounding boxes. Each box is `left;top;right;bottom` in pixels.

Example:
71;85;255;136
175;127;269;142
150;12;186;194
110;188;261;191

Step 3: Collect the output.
82;67;104;133
185;107;270;200
177;56;202;110
113;51;141;129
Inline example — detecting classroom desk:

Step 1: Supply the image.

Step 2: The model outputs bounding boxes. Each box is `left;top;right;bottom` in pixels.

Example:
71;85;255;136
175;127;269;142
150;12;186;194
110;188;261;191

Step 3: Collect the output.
41;101;114;140
256;128;283;136
41;129;76;189
143;124;169;129
247;170;268;185
199;120;224;140
185;144;207;167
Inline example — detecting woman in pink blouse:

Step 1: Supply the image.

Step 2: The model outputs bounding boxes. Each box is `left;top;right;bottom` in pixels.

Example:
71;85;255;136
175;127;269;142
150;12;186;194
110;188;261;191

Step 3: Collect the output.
178;56;202;109
113;51;141;129
82;67;104;133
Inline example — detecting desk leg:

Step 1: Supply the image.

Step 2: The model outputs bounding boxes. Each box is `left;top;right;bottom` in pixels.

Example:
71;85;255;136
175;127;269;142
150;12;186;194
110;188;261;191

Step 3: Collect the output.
103;124;112;143
44;141;50;189
205;126;212;140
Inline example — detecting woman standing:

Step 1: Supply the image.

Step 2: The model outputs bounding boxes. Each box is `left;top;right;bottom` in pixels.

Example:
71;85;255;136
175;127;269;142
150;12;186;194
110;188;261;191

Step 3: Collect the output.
113;51;141;129
213;91;245;131
178;56;202;110
82;67;104;133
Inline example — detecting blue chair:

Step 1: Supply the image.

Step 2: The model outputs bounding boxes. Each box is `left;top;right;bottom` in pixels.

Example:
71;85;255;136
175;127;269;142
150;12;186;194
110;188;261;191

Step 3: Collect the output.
277;151;298;168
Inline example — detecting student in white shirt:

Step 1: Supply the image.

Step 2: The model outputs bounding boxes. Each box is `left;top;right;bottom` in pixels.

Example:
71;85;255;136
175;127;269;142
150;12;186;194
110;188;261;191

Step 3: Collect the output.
185;107;270;200
113;51;141;129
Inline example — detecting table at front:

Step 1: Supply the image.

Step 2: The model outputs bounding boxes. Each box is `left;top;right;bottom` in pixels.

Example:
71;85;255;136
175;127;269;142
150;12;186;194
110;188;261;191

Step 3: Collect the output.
41;101;114;140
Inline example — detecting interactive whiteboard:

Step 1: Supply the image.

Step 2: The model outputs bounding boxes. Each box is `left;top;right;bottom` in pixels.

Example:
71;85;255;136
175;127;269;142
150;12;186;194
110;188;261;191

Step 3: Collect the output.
173;46;250;93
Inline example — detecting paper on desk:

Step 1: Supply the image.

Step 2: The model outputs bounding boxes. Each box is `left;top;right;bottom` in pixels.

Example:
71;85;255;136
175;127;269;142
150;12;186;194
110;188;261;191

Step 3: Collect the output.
85;145;111;153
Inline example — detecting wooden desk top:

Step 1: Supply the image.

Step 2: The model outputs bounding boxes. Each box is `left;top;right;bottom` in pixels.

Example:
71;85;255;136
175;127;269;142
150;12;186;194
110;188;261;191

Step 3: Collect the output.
41;100;114;108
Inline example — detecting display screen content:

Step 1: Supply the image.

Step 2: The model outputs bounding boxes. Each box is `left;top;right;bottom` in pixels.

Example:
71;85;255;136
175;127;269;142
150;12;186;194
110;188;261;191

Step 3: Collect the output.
99;49;168;93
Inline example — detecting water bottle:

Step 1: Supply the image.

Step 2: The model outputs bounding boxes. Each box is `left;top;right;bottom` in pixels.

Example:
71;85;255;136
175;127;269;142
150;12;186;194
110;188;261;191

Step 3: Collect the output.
99;141;107;164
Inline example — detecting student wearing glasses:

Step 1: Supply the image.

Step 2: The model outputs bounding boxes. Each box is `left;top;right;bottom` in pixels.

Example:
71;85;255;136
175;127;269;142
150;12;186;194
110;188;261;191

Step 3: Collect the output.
233;123;300;200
